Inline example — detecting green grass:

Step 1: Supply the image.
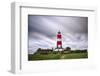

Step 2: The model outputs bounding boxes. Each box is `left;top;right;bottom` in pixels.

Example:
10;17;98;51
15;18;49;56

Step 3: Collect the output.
28;52;88;61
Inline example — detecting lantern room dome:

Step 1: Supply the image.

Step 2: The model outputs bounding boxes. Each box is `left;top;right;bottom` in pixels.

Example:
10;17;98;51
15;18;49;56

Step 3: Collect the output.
58;31;61;34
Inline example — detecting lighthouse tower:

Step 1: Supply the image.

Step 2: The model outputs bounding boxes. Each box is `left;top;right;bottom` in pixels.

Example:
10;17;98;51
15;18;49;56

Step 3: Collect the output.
56;31;63;51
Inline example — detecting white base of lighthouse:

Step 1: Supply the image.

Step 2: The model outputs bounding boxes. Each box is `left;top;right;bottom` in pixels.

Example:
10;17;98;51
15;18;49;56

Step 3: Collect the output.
54;48;63;51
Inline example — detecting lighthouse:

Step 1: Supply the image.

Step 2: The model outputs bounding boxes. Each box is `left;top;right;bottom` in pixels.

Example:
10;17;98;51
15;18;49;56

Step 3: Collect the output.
56;31;63;51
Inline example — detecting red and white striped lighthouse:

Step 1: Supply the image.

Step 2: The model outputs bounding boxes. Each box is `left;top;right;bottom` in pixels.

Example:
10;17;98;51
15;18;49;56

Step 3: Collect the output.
57;31;62;49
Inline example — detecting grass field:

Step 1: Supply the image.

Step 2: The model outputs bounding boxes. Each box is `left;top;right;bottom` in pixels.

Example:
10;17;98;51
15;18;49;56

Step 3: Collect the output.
28;52;88;61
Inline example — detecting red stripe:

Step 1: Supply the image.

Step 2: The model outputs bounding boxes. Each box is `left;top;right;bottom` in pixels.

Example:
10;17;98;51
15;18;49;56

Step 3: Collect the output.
57;34;61;38
57;41;62;45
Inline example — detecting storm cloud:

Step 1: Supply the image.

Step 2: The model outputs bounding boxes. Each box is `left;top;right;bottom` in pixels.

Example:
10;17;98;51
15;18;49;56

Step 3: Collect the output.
28;15;88;54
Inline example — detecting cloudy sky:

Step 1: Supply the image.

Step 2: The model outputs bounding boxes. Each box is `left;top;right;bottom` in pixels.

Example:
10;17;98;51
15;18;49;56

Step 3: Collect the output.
28;15;88;54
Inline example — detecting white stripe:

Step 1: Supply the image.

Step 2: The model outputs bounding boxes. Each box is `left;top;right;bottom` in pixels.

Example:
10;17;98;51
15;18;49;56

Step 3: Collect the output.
57;39;62;41
58;45;61;47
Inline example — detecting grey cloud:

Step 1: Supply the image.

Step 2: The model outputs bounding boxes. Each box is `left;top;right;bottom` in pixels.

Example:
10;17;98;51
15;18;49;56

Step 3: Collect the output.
28;15;88;54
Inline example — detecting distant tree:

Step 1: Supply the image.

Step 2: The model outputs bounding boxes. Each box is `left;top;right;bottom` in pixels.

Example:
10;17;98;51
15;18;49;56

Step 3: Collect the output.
66;47;71;51
37;48;41;52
